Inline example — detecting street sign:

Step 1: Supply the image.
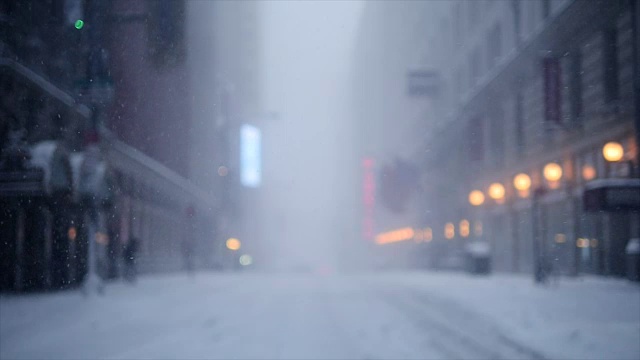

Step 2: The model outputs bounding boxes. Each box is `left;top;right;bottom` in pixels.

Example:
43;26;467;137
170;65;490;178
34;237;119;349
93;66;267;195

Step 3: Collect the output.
407;67;440;97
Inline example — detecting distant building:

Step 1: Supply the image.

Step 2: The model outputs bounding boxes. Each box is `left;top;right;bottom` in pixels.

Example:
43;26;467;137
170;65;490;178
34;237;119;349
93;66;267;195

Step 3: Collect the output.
350;1;445;269
188;0;264;268
423;0;638;276
351;0;639;276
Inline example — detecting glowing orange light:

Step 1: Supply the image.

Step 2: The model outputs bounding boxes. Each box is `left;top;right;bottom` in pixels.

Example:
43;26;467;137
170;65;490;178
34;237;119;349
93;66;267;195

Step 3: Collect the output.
602;142;624;162
459;220;470;238
582;165;596;181
543;163;563;182
68;227;77;241
445;223;455;239
375;227;415;245
414;230;424;242
469;190;485;206
513;173;531;191
576;238;590;248
488;183;505;201
554;233;566;244
226;238;241;251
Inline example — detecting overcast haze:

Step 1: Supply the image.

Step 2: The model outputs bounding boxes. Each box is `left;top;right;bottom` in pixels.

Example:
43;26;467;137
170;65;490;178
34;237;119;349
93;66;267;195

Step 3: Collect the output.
260;1;364;270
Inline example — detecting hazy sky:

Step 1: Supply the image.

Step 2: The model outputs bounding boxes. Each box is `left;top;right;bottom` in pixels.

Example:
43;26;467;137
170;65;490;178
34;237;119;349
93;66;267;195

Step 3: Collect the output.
260;1;364;269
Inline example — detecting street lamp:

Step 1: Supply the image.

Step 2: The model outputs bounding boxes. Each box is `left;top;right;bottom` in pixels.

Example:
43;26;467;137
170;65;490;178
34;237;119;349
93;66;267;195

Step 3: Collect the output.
469;190;485;206
602;141;624;162
488;183;506;203
226;238;241;251
543;162;563;189
582;164;597;181
543;162;563;182
513;173;531;198
601;141;640;178
532;162;563;283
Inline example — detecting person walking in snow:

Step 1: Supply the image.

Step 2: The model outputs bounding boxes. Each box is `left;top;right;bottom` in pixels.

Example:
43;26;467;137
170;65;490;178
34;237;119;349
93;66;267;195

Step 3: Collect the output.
123;237;139;283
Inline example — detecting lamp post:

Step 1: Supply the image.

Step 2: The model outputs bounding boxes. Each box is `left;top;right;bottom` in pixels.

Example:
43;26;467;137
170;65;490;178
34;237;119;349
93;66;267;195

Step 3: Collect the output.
468;189;487;244
512;173;532;272
532;162;564;284
82;0;113;296
601;141;640;263
488;183;506;204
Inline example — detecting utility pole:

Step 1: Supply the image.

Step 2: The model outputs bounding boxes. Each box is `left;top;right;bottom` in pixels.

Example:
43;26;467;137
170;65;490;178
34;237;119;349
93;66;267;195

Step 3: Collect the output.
82;0;112;295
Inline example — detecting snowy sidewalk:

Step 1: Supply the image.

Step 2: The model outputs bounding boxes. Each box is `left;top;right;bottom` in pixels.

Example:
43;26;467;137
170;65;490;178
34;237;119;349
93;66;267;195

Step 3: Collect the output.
378;271;640;360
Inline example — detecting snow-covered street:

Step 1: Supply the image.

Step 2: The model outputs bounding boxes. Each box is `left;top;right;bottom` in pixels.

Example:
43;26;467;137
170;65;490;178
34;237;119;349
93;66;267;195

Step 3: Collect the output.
1;272;639;360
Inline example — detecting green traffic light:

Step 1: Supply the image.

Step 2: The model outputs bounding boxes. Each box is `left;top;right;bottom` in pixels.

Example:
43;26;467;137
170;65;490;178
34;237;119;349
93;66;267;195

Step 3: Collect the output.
74;19;84;30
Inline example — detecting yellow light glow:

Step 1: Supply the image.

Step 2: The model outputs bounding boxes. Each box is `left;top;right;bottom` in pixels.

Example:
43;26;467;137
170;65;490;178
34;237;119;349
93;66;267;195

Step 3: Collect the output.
513;173;531;191
68;227;77;241
424;227;433;242
375;227;415;245
488;183;505;201
445;223;455;239
543;163;563;182
469;190;485;206
95;232;109;245
582;164;597;181
459;220;470;238
474;221;483;237
576;238;590;248
554;233;566;244
602;141;624;162
226;238;241;251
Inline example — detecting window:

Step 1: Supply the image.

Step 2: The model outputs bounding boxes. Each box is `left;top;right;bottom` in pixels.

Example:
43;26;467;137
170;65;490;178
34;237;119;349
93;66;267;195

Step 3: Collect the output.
470;48;481;86
454;2;462;46
542;0;551;19
515;92;525;156
468;117;484;162
526;1;536;34
469;0;478;29
486;23;502;70
569;50;583;123
147;0;186;68
603;28;619;104
489;109;505;168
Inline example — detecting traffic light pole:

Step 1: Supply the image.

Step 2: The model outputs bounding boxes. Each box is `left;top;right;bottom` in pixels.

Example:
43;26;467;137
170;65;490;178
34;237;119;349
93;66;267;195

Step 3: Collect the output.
82;0;107;296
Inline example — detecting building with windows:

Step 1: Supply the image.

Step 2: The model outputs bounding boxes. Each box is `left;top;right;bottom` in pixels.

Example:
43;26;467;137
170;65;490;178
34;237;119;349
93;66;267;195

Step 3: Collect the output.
0;0;217;291
423;0;639;276
351;0;639;276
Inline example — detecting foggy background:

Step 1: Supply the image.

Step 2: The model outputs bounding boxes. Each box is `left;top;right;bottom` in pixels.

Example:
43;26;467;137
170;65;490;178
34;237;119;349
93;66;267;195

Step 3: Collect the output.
260;1;363;271
2;1;640;359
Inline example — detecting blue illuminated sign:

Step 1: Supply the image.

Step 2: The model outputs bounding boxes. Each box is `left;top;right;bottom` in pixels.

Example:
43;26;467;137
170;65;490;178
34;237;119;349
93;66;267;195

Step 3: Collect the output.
240;124;261;188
